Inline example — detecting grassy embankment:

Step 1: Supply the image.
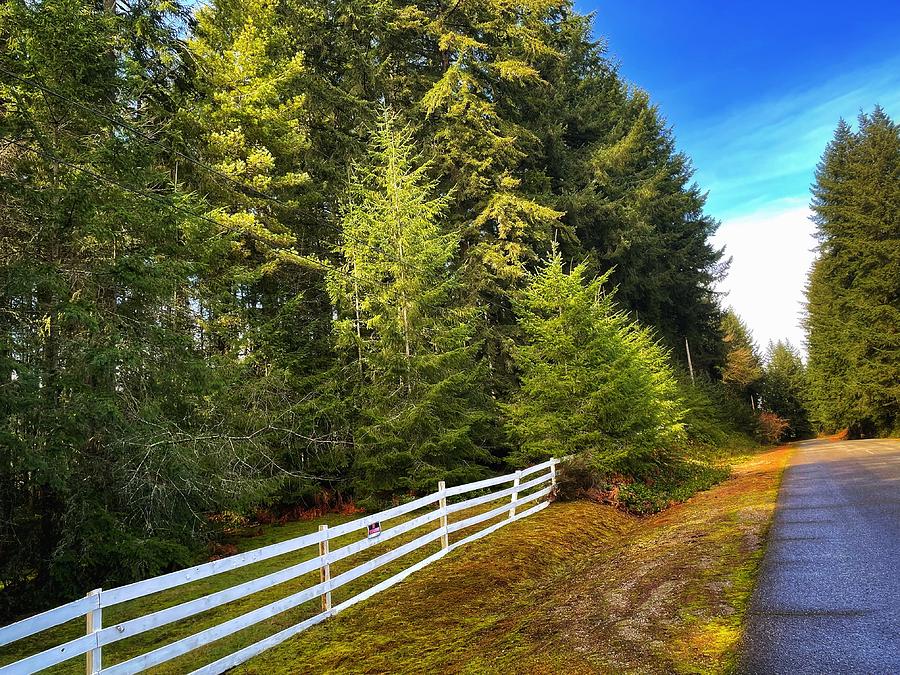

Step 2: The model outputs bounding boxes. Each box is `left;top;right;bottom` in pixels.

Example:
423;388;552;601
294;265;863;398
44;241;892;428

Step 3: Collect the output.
0;442;787;674
238;445;790;674
0;492;550;673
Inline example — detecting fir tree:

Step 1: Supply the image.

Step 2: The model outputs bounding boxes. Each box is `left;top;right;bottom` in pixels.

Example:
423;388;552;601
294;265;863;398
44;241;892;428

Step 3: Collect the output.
183;0;352;500
805;109;900;436
328;112;493;502
0;0;218;606
350;0;571;398
506;249;685;468
761;341;811;440
0;0;761;610
536;22;727;373
280;0;728;388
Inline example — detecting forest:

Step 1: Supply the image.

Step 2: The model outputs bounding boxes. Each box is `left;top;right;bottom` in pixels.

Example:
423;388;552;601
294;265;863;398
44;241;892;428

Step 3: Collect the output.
0;0;864;618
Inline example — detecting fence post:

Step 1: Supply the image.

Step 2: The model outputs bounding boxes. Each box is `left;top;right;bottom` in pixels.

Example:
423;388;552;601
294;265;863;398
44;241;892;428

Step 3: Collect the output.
509;469;522;519
438;480;449;549
85;588;102;675
550;457;558;487
318;525;331;612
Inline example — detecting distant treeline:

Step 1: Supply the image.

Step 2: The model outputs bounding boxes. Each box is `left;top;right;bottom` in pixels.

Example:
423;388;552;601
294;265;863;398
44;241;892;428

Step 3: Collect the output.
1;0;774;612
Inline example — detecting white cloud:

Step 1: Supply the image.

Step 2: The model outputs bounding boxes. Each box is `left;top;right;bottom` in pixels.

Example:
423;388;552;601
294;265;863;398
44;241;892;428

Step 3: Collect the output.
695;59;900;356
712;203;817;356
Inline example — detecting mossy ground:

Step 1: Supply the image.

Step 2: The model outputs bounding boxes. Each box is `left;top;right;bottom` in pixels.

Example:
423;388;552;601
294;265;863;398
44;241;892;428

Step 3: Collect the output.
0;503;537;673
239;446;791;674
1;446;790;674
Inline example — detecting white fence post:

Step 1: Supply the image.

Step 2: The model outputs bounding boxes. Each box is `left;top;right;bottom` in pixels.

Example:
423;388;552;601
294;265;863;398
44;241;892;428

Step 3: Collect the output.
318;525;331;612
85;588;102;675
509;470;522;518
438;480;449;549
550;458;558;486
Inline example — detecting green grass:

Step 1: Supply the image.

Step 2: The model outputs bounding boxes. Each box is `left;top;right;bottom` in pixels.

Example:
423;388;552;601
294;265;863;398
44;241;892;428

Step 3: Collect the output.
664;448;791;674
0;492;536;674
556;434;762;517
234;446;792;674
234;500;636;675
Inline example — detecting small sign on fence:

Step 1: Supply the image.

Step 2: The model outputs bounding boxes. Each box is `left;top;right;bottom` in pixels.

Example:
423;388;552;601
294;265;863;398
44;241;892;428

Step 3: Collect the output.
367;522;381;538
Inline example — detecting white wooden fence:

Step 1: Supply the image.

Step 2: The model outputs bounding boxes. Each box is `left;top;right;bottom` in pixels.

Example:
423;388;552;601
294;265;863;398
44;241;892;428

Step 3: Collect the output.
0;457;559;674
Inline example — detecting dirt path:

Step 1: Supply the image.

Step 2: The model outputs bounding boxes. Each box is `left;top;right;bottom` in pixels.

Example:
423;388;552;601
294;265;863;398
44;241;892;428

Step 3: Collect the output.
238;447;792;674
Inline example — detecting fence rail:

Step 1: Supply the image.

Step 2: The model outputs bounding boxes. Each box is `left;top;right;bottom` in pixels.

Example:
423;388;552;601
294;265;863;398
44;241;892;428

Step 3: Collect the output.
0;457;560;674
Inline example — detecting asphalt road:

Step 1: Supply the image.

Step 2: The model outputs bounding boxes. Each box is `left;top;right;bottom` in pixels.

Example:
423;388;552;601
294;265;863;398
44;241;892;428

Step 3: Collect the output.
740;438;900;674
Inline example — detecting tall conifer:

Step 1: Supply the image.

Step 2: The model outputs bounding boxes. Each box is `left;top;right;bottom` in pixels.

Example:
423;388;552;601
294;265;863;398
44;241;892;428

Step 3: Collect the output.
328;113;493;501
0;0;220;604
761;341;811;439
806;109;900;436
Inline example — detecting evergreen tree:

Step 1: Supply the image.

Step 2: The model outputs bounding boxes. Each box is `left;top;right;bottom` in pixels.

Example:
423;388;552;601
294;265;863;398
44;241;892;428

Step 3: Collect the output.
383;0;569;397
506;249;685;468
720;309;763;401
805;109;900;436
182;0;352;502
327;113;493;502
761;341;811;439
184;0;316;341
535;20;727;373
274;0;729;388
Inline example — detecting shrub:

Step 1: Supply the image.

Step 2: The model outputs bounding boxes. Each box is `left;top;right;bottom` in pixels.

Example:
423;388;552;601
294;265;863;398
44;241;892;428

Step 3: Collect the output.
757;411;790;444
555;451;730;516
555;454;606;502
618;458;729;515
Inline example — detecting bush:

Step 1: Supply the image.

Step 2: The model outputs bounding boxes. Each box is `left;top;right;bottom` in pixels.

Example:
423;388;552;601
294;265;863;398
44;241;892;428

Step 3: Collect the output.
618;458;729;515
757;411;790;444
555;450;730;516
555;454;607;502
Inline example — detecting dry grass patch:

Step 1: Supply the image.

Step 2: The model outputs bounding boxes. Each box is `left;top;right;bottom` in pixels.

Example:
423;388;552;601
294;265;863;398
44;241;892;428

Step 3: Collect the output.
526;446;792;674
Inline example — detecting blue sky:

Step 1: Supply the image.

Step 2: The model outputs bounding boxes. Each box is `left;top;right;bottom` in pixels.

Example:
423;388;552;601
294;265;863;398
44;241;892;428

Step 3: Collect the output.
577;1;900;352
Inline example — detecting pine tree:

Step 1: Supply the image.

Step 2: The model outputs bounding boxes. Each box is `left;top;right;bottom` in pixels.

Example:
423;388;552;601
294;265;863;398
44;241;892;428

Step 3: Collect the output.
720;309;763;400
506;249;685;468
328;112;494;502
805;109;900;436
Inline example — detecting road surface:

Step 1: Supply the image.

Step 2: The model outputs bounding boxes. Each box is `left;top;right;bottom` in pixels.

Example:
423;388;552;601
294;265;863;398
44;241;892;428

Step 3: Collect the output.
740;438;900;674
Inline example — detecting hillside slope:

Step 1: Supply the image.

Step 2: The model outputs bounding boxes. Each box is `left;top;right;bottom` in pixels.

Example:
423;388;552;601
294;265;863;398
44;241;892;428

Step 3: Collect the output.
238;447;791;674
